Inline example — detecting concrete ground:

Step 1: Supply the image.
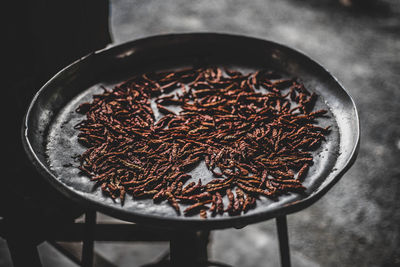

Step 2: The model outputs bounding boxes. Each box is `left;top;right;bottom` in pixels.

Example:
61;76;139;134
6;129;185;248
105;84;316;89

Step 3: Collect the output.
1;0;399;266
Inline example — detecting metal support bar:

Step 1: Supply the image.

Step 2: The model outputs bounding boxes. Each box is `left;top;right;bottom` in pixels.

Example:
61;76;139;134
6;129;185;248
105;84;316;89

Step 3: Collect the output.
47;223;174;242
170;231;209;267
197;230;210;262
276;215;291;267
82;211;96;267
170;231;198;267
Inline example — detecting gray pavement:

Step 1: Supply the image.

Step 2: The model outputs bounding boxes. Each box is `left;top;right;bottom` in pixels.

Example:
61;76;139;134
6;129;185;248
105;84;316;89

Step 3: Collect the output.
110;1;400;266
1;0;399;266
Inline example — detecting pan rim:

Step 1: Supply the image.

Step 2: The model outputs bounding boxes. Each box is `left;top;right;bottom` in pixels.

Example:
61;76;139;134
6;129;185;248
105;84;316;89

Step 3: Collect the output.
22;32;360;230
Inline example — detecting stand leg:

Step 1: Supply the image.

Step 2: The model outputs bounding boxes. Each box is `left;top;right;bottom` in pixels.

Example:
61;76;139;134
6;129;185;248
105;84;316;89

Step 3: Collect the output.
197;230;209;262
170;231;209;267
7;239;42;267
82;211;96;267
276;216;291;267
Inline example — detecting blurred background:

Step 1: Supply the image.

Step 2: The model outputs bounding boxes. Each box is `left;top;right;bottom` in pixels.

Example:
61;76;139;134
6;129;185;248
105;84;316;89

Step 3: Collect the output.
2;0;400;266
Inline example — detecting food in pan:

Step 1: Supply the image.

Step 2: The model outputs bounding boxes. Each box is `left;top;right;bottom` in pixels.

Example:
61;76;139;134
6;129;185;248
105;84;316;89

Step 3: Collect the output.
75;67;329;218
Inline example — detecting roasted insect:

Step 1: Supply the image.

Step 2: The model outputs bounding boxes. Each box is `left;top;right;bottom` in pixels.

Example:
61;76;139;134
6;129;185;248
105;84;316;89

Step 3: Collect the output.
75;67;329;217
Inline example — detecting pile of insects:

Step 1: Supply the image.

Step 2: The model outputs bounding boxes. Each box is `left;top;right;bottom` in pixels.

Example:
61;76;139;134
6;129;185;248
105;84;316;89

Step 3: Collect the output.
75;67;329;218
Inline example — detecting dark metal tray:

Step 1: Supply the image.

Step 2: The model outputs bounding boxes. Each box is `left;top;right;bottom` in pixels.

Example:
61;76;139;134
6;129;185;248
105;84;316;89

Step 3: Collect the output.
22;33;359;230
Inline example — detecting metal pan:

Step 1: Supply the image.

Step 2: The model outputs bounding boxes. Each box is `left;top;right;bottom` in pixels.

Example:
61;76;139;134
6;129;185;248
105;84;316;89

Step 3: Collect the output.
22;33;359;230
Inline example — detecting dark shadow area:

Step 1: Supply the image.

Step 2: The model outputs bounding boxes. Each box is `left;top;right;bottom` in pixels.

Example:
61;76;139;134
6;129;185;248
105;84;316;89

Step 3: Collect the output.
3;0;400;266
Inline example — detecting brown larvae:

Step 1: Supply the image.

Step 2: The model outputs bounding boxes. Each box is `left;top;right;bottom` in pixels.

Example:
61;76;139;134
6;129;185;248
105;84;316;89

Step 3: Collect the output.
76;67;329;218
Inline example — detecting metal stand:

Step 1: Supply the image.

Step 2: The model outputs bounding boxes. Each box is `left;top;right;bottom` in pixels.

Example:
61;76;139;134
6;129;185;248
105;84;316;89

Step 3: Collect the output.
170;231;209;267
82;211;97;267
276;215;291;267
1;214;292;267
